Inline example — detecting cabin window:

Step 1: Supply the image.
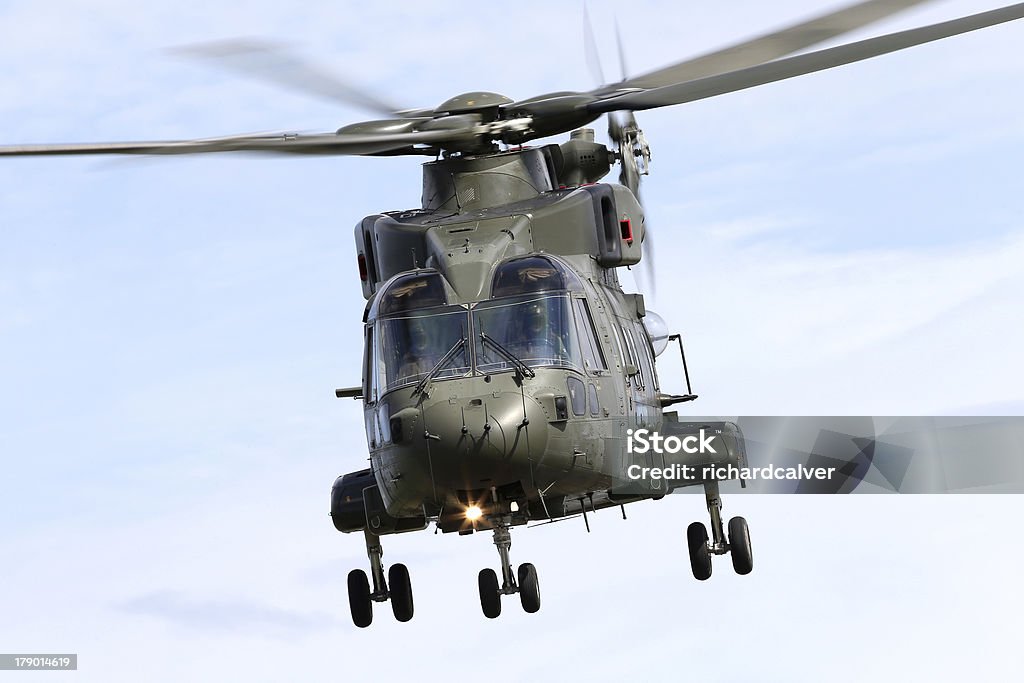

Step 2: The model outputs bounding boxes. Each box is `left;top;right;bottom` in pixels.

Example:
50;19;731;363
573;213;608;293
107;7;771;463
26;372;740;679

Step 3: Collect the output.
473;294;583;373
588;383;600;416
376;306;470;391
567;377;586;416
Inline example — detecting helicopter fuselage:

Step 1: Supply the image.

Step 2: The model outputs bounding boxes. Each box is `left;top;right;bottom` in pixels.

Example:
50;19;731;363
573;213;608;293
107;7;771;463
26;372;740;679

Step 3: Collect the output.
331;142;743;537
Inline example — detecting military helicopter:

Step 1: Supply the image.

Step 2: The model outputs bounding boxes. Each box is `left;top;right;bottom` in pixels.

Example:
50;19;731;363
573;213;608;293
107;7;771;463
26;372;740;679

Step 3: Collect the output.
3;0;1023;628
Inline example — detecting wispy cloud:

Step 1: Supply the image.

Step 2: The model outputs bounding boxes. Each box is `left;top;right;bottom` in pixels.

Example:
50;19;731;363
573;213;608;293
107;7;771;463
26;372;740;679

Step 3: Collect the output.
642;226;1024;413
118;590;340;637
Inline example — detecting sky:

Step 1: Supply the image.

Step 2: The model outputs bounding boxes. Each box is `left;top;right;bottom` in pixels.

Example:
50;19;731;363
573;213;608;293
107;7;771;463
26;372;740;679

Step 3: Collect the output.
1;0;1023;680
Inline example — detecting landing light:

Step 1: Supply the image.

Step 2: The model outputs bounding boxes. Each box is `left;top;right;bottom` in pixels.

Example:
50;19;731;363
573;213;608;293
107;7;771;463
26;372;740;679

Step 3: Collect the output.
465;505;483;521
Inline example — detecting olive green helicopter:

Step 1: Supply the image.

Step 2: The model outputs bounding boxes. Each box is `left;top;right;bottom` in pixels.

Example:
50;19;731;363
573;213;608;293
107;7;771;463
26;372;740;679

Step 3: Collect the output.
3;0;1023;628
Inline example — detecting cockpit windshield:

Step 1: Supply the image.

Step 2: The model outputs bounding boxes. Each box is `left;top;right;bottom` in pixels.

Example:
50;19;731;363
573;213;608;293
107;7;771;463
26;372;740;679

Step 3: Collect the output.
377;306;470;391
366;258;602;398
473;294;583;373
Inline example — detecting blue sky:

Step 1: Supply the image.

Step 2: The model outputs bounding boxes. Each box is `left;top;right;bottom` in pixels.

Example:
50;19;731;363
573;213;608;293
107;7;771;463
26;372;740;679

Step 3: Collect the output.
1;1;1023;680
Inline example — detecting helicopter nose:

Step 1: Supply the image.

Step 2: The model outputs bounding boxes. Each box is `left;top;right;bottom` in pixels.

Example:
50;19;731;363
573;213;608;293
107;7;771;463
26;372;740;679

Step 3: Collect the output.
422;389;550;467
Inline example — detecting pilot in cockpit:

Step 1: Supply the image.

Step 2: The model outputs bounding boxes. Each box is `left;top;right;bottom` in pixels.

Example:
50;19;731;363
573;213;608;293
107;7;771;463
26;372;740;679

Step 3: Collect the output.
508;300;566;362
398;318;434;380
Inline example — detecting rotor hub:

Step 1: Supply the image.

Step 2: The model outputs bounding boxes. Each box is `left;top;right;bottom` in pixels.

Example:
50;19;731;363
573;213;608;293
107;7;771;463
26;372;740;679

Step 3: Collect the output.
435;91;514;117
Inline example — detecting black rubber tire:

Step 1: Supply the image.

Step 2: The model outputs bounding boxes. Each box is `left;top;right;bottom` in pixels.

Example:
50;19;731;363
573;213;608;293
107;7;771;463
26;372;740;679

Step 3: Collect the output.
478;568;501;619
388;563;414;622
728;516;753;575
347;569;373;628
518;563;541;614
687;521;712;581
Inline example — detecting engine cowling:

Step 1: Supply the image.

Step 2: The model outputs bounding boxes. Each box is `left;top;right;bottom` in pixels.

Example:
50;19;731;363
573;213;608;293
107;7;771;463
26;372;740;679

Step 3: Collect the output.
330;468;429;535
330;469;376;533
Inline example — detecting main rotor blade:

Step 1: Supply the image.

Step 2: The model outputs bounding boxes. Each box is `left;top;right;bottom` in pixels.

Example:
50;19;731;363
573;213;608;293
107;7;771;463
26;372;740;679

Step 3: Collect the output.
591;3;1024;113
614;21;630;82
600;0;933;94
172;39;429;118
635;220;657;302
0;128;472;157
583;2;606;86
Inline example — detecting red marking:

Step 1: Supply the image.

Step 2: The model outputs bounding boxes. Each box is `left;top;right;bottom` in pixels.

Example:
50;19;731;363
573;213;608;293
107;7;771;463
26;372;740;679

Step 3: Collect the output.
357;253;368;282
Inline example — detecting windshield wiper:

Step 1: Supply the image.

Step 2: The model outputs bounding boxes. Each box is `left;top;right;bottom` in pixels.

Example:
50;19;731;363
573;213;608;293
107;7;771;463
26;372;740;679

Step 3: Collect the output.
479;332;536;379
412;337;467;397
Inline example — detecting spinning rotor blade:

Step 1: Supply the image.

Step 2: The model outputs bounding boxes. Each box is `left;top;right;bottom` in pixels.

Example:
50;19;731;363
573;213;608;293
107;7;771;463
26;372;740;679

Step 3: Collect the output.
583;3;607;86
172;39;430;118
601;19;656;300
599;0;932;94
609;108;656;298
508;1;952;139
0;127;473;157
633;216;657;300
3;2;1023;162
592;3;1024;113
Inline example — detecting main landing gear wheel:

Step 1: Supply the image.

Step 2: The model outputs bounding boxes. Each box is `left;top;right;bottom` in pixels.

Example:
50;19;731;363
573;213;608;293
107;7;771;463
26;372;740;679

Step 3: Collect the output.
346;529;415;628
686;480;754;581
477;520;541;618
478;568;501;619
518;563;541;613
686;522;712;581
347;569;373;628
729;516;753;575
389;563;414;622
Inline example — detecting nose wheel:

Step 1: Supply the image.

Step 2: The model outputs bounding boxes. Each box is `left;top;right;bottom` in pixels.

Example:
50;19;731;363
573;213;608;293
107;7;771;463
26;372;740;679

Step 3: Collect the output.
686;480;753;580
346;529;415;628
477;521;541;618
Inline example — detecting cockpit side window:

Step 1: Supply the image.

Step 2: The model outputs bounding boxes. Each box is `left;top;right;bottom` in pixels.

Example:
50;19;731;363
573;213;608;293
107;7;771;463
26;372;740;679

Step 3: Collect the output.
572;298;607;373
619;321;644;389
363;325;378;403
614;322;632;369
633;320;659;392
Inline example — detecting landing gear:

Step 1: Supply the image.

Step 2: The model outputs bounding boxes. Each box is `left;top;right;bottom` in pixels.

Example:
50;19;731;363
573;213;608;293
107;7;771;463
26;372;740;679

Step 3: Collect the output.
477;520;541;618
478;568;501;619
518;562;541;613
686;521;712;580
729;516;753;575
389;563;414;622
347;569;372;628
686;480;753;580
346;529;415;628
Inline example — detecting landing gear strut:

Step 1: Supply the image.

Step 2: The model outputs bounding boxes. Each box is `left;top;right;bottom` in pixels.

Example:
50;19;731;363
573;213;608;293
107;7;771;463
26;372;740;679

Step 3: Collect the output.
686;479;753;580
478;519;541;618
347;529;415;628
